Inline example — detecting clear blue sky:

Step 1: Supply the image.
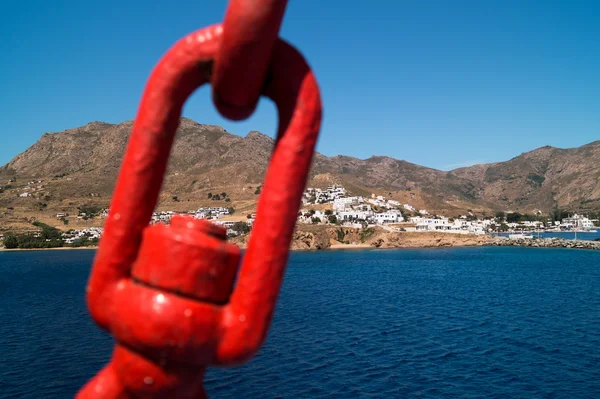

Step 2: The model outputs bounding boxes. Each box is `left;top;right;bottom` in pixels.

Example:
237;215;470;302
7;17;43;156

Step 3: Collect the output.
2;0;599;170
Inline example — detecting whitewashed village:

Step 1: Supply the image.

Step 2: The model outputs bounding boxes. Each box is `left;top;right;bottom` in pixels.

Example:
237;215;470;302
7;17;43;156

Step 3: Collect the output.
47;184;598;244
296;185;597;236
2;175;597;248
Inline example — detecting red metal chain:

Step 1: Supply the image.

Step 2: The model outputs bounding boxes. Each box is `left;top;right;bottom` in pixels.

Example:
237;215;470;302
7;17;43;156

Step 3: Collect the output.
75;4;321;399
212;0;289;120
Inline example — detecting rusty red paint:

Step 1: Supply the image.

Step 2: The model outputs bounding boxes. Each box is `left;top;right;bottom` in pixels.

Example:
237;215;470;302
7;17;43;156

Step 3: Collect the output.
76;22;321;399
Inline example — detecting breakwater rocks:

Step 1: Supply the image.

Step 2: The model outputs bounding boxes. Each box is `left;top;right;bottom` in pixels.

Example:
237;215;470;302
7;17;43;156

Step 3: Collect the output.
494;237;600;250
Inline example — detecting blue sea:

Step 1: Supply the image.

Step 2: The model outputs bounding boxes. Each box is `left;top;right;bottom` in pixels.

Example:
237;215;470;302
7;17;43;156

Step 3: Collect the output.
1;247;599;398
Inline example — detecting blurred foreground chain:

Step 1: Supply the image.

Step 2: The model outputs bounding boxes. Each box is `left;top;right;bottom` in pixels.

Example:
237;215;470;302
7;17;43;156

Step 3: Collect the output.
76;0;322;397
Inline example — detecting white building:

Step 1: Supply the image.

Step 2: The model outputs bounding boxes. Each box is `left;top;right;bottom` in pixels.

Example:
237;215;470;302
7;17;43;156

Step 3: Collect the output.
412;216;451;231
339;210;373;221
327;185;346;197
374;212;400;224
190;207;230;220
562;214;594;230
214;221;236;228
151;211;175;223
367;198;387;208
333;196;364;212
62;227;103;244
449;219;488;235
303;185;347;204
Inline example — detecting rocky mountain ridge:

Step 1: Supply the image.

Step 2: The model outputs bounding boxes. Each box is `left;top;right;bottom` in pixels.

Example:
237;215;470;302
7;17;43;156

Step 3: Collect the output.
2;117;600;214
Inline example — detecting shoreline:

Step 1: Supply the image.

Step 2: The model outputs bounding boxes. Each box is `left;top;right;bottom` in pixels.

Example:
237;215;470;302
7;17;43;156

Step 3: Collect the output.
2;235;600;253
0;243;490;253
2;244;599;253
0;246;98;252
329;243;372;250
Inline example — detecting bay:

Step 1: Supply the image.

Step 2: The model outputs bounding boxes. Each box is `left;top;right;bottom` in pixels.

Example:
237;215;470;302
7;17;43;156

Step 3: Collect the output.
1;247;599;398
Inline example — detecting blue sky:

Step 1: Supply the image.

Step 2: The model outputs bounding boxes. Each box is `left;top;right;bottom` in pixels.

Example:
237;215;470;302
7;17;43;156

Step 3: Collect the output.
2;0;599;170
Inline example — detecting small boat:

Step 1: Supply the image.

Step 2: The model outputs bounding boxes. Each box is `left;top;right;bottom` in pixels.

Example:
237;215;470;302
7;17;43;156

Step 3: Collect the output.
509;233;533;239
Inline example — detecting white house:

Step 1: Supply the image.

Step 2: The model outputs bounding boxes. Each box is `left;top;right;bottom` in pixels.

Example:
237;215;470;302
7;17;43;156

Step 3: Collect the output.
413;217;451;231
374;212;400;224
304;185;347;204
333;196;363;212
339;210;373;221
562;214;594;229
214;221;236;228
327;185;346;197
353;204;371;212
62;227;103;244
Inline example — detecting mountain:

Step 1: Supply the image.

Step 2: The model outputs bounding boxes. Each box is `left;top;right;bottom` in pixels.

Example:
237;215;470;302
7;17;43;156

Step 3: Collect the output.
448;143;600;212
1;118;600;217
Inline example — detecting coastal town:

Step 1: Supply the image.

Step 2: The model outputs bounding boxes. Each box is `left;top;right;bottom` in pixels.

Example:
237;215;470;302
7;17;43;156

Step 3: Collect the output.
126;185;600;236
1;183;598;250
297;185;598;236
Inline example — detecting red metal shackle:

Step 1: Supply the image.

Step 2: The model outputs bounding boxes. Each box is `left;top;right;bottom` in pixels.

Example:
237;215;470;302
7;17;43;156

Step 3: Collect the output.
212;0;290;120
76;22;322;398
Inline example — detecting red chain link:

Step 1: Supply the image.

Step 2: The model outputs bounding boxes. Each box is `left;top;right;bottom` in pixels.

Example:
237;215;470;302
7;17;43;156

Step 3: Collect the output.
75;4;321;398
212;0;289;120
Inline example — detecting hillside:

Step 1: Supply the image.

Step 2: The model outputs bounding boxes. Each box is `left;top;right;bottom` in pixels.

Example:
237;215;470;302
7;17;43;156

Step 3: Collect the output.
448;143;600;212
1;117;599;233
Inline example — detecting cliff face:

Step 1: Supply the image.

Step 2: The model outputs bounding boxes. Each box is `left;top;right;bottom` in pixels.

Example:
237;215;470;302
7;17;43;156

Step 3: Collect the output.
230;225;333;251
2;117;600;213
231;225;495;251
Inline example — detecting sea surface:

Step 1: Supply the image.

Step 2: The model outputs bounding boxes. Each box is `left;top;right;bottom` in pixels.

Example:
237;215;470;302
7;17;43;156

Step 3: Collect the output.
1;247;599;398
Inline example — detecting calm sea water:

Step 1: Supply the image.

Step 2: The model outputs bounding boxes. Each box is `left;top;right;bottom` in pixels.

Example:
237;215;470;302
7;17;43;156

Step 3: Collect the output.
1;247;599;398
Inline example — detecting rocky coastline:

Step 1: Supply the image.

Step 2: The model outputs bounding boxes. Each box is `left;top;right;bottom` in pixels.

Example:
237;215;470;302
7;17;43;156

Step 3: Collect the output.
493;237;600;250
232;226;600;252
3;227;599;253
231;226;497;251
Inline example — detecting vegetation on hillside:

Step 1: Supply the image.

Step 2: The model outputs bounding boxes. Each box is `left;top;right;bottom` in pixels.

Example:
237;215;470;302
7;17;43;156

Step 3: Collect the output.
231;221;251;235
360;228;376;243
69;232;99;247
207;192;231;202
77;204;103;219
1;221;98;249
2;222;63;249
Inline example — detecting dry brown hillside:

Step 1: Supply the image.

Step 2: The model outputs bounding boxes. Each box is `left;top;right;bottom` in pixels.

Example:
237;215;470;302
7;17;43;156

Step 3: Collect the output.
1;117;599;234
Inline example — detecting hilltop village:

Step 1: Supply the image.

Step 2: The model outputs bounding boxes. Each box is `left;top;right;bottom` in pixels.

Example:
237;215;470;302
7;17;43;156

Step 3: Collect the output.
298;185;598;233
1;182;598;250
